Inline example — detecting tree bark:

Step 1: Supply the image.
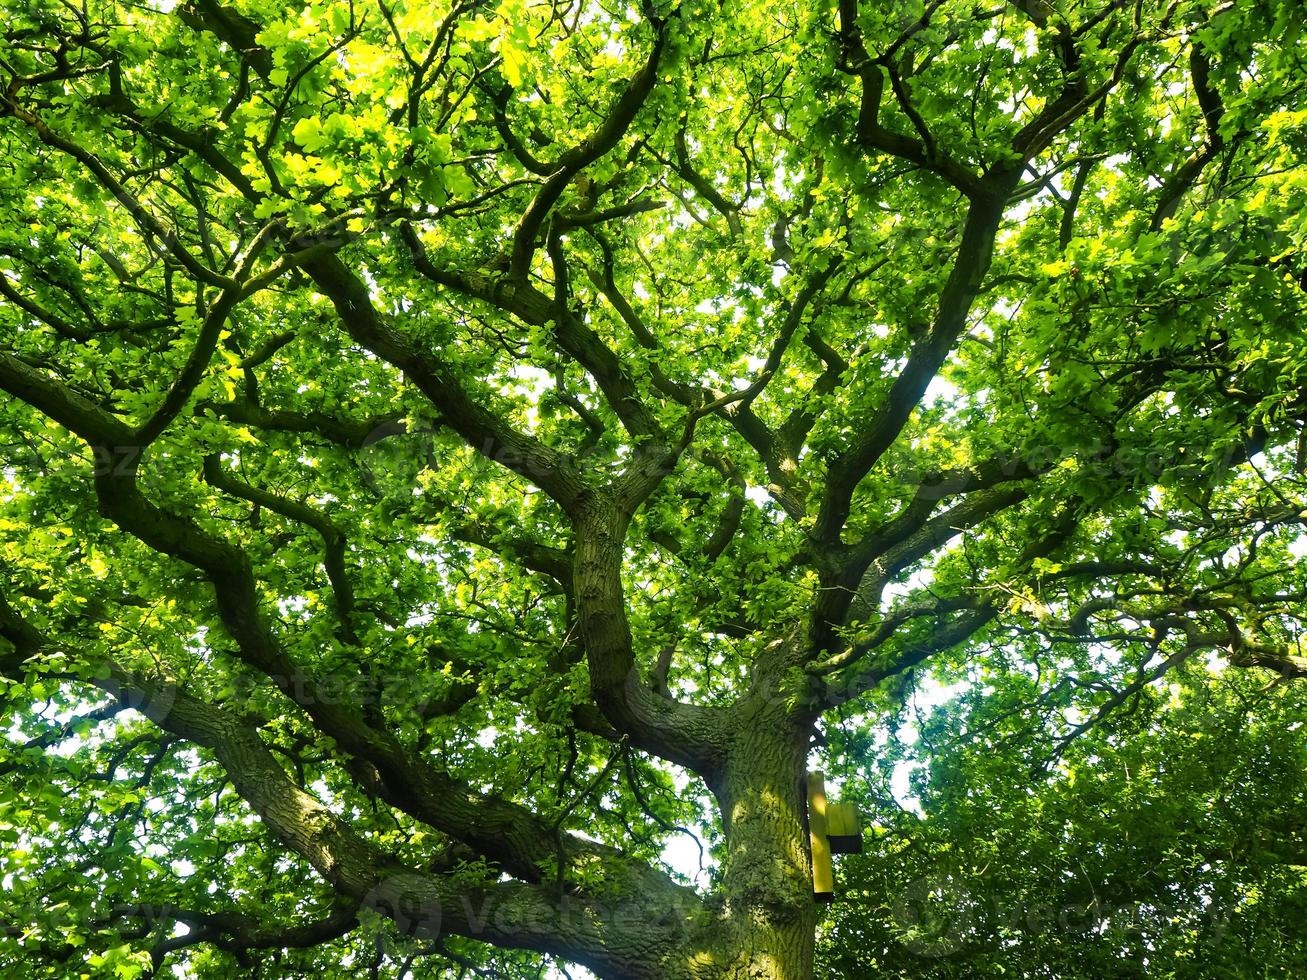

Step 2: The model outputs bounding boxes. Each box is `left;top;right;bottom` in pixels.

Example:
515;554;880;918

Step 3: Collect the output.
698;693;819;979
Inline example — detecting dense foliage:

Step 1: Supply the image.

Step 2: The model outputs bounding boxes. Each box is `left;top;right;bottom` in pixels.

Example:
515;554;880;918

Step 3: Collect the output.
0;0;1304;977
821;662;1307;977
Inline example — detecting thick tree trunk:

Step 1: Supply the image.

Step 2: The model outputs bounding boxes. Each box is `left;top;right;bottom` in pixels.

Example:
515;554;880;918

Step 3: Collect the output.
695;694;819;979
571;490;823;978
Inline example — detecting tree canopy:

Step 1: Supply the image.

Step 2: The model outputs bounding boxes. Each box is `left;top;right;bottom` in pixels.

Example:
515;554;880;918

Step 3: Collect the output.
1;0;1305;977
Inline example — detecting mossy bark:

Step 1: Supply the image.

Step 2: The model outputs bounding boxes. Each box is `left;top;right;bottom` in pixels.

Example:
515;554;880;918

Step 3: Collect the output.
695;697;819;979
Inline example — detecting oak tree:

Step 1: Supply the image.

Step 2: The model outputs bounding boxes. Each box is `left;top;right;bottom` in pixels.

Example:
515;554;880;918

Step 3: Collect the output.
1;0;1304;977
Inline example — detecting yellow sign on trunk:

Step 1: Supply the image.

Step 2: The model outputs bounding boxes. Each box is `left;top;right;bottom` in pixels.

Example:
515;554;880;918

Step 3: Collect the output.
807;771;834;902
807;771;863;900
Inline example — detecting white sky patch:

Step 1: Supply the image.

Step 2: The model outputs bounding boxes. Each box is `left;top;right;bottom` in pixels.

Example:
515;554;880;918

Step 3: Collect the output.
661;832;708;884
508;363;554;389
922;375;959;408
1003;195;1038;229
914;676;967;711
505;363;555;429
656;769;714;885
990;297;1019;321
881;673;972;814
881;564;937;610
890;762;923;814
276;595;309;619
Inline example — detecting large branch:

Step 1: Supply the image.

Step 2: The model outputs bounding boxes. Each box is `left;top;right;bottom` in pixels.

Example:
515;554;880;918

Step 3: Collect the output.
86;668;703;979
837;0;985;198
812;193;1010;543
1150;42;1227;231
583;231;814;519
1;574;708;976
202;454;361;643
298;250;588;509
0;95;233;289
402;225;666;443
104;899;360;967
0;355;681;895
199;397;404;448
813;0;1154;549
507;11;672;281
808;503;1082;710
572;496;732;777
836;0;982;197
546;228;665;440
